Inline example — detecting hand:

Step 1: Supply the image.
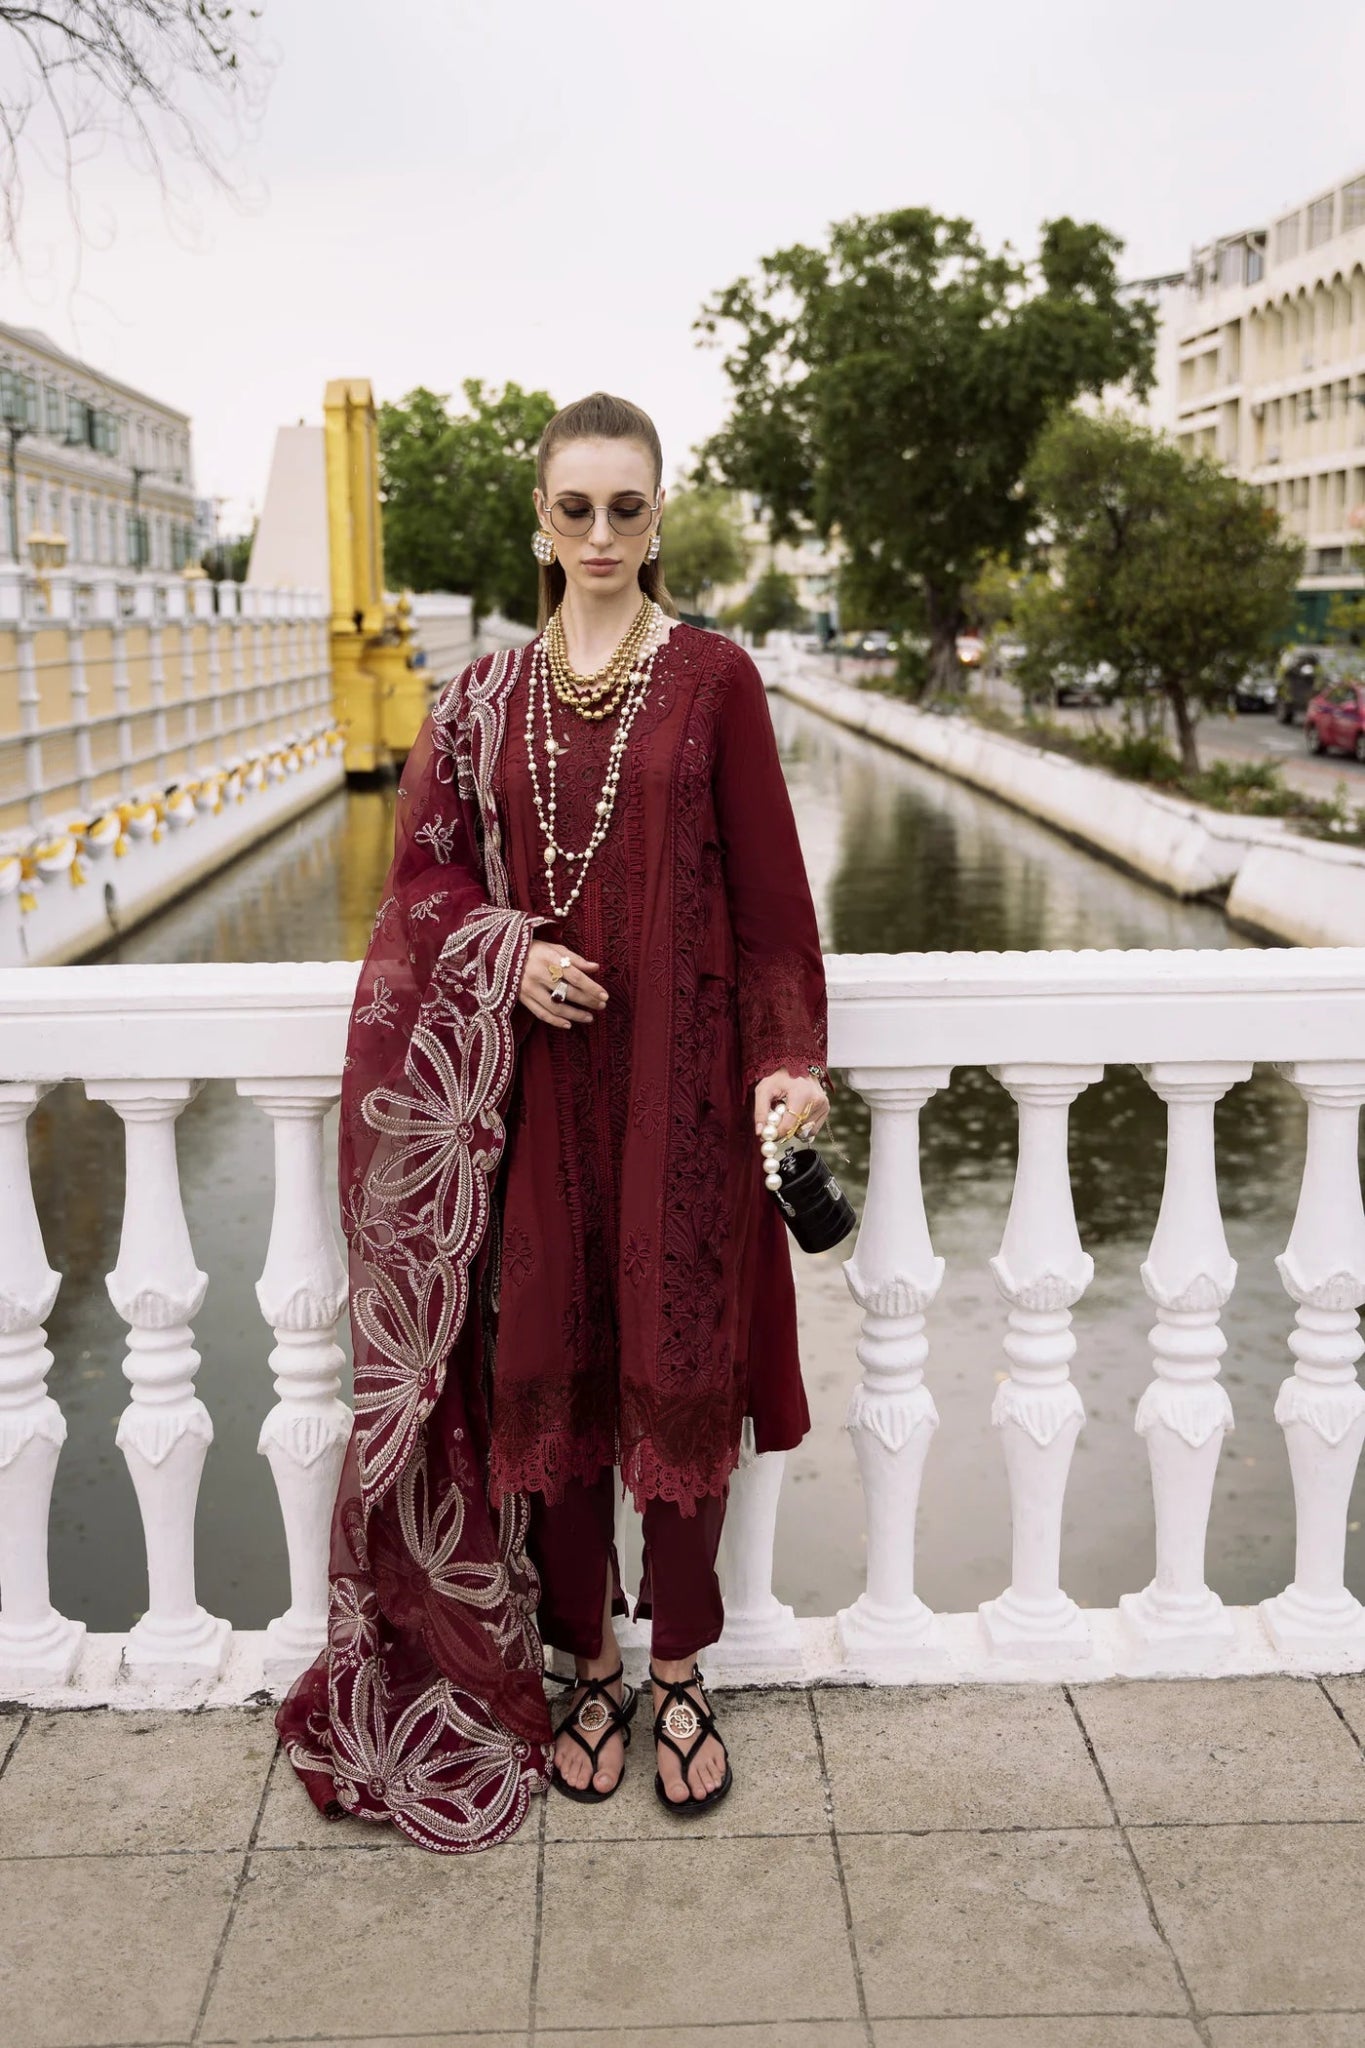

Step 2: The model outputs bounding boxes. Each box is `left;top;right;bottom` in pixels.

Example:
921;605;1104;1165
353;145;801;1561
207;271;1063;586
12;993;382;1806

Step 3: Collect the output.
753;1068;829;1140
519;941;609;1030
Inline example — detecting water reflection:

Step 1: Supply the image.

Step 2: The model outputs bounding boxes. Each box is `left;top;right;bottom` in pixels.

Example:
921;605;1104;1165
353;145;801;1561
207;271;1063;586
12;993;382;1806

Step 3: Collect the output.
26;692;1360;1633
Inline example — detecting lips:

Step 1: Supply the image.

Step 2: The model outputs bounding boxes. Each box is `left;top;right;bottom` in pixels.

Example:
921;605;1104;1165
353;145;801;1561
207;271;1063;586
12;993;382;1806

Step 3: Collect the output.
584;559;620;567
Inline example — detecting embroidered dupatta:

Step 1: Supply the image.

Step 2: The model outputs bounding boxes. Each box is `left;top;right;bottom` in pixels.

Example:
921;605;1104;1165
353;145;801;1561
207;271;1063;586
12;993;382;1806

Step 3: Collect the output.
273;647;558;1854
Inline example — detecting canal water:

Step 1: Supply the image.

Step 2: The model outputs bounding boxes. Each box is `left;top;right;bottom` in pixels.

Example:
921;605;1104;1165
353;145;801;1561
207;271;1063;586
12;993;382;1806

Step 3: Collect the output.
25;685;1362;1636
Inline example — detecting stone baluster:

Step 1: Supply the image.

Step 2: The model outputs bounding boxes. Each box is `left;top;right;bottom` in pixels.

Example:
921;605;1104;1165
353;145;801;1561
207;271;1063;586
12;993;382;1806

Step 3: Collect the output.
0;1084;85;1687
237;1079;351;1683
180;611;198;769
1261;1060;1365;1656
718;1419;802;1671
148;610;168;781
86;1080;229;1683
1121;1062;1251;1658
834;1067;951;1670
979;1063;1102;1657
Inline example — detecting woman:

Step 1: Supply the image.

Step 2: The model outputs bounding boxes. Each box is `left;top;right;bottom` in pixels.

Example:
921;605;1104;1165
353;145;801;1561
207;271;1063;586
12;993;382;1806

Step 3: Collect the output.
275;390;830;1853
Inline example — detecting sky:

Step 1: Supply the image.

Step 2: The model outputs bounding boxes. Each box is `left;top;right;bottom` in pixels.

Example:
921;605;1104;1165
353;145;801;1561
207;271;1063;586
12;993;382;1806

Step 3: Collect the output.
1;0;1364;535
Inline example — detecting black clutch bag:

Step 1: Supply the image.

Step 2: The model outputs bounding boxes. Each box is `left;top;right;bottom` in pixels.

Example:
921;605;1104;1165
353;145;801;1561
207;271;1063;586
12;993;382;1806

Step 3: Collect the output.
762;1107;858;1253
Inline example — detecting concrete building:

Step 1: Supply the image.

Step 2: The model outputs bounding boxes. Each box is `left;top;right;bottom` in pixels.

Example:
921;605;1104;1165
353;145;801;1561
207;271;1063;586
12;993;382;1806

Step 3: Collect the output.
709;489;843;634
1171;164;1365;627
0;321;198;574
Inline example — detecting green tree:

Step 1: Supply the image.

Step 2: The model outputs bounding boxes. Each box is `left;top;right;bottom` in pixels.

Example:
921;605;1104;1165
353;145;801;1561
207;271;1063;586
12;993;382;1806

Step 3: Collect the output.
378;377;557;625
739;566;804;642
1017;408;1304;774
659;485;747;612
691;208;1155;697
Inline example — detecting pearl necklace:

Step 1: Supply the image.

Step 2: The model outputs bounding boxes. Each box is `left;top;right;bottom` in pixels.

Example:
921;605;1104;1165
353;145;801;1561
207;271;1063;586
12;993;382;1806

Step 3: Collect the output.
525;601;668;921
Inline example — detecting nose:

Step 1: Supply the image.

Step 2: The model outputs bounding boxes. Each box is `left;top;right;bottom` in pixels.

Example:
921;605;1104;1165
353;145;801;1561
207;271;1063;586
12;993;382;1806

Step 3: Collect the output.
589;504;614;548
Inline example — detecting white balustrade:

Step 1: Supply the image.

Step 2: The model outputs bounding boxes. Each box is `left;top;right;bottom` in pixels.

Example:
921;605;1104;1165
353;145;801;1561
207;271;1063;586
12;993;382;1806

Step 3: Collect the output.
87;1077;230;1684
717;1420;802;1669
0;950;1360;1704
1121;1062;1250;1658
237;1078;350;1685
0;1082;85;1684
835;1066;951;1671
1261;1060;1365;1656
979;1063;1100;1657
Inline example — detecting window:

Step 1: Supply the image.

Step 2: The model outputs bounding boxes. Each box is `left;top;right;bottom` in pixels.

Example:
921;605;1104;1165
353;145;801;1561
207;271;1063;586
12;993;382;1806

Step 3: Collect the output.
44;385;63;435
66;394;90;445
1276;213;1301;263
1308;195;1336;249
1248;245;1265;284
1345;178;1365;232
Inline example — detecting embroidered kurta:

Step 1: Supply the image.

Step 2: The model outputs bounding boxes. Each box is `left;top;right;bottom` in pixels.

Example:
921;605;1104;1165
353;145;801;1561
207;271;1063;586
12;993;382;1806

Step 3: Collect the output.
273;615;828;1855
489;620;829;1516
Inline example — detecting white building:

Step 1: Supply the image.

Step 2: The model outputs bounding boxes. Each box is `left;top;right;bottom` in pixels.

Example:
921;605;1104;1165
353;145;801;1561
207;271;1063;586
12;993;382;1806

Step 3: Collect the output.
1170;165;1365;624
0;321;198;573
709;489;843;633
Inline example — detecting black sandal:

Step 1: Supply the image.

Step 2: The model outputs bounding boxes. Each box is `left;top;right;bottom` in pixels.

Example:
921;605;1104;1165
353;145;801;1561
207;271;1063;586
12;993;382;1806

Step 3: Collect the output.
547;1662;639;1803
649;1661;733;1816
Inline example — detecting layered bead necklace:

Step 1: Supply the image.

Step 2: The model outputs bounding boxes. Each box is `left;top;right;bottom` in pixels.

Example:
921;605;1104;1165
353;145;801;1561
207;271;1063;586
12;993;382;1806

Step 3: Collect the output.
524;596;668;921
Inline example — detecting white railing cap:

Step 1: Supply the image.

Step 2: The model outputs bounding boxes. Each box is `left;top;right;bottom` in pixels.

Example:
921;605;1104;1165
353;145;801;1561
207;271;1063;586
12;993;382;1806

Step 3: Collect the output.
3;948;1365;1083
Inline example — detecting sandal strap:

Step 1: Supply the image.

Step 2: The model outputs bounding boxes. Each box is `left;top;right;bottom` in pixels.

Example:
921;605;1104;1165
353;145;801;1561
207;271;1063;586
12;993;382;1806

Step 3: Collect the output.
549;1669;635;1769
648;1663;727;1775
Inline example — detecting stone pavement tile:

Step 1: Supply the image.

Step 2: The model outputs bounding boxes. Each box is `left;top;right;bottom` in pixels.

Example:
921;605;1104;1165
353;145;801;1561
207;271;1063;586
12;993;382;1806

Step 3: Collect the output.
550;2029;867;2047
842;1829;1184;2018
255;1743;406;1851
1072;1676;1365;1825
535;1833;859;2030
1206;2021;1365;2047
202;1840;537;2039
813;1683;1111;1833
874;2024;1201;2046
1;1850;239;2048
545;1686;827;1841
1131;1822;1365;2013
1320;1670;1365;1743
0;1706;276;1856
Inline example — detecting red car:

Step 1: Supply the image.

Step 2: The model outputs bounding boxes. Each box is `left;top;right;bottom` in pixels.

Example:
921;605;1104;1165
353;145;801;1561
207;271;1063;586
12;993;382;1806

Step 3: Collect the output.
1305;678;1365;762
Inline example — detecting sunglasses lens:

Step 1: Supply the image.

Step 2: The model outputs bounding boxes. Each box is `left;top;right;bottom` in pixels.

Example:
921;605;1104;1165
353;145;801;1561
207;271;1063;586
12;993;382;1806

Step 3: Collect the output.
609;499;652;534
549;500;593;536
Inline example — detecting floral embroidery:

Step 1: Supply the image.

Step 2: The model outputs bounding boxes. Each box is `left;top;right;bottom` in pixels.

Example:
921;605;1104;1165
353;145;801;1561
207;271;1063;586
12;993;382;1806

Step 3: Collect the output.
410;889;449;922
414;814;458;864
355;975;399;1029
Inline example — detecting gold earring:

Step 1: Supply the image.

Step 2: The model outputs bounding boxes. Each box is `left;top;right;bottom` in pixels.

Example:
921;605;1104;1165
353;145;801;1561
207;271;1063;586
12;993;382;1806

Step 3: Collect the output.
532;528;556;565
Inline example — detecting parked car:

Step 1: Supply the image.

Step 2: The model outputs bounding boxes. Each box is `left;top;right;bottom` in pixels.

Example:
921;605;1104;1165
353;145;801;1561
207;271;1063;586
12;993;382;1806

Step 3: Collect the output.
1231;668;1277;713
1305;679;1365;762
856;629;899;657
1052;661;1116;707
1275;645;1353;725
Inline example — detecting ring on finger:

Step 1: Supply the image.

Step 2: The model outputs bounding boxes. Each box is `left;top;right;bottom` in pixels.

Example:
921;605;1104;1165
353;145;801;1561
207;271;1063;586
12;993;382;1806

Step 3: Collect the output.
549;982;568;1004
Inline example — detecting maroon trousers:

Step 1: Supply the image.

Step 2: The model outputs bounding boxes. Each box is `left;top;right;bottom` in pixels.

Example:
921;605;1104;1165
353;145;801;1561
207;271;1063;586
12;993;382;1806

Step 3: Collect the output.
526;1464;729;1662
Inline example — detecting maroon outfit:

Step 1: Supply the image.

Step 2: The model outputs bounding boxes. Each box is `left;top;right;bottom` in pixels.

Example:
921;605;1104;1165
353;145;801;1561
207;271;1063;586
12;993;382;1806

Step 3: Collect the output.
490;621;829;1516
273;617;829;1855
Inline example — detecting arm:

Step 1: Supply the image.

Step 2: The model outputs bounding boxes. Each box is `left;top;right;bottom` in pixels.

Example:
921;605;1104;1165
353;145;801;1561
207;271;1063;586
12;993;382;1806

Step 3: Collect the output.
711;640;832;1104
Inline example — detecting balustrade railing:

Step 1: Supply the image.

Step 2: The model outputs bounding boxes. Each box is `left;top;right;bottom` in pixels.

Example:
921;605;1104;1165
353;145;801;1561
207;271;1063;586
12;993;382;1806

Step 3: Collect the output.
1;948;1364;1702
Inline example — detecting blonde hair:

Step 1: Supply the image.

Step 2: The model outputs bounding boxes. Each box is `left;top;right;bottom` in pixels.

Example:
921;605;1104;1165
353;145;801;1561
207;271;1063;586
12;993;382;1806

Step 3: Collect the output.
534;390;680;631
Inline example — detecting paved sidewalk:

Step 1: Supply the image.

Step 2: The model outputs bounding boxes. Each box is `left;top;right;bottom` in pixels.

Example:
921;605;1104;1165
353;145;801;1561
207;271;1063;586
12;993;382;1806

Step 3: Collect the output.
5;1675;1365;2046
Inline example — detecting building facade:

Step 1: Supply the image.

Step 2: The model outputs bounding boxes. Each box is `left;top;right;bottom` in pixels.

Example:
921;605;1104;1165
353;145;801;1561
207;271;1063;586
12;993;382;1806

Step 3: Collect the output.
709;489;843;634
0;322;199;575
1172;165;1365;624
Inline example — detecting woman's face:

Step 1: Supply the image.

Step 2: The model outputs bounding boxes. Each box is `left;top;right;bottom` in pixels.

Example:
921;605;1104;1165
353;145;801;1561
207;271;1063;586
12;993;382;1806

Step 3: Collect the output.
535;436;663;602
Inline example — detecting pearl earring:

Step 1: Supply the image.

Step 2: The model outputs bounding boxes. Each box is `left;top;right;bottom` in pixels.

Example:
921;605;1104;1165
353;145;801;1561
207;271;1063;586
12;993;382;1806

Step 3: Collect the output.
645;529;661;563
532;528;556;565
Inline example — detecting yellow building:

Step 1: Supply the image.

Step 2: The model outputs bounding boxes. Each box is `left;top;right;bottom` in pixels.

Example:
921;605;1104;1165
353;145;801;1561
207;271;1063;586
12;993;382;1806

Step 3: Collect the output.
0;321;200;571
